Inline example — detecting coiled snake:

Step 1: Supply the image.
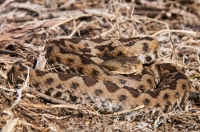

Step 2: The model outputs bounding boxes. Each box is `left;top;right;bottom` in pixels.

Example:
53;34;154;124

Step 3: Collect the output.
9;37;190;113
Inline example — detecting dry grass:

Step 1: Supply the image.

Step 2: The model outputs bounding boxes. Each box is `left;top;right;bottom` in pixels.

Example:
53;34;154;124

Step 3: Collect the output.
0;0;200;131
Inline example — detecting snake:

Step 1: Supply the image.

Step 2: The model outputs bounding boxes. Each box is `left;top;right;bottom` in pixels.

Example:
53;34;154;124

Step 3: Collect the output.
8;37;191;113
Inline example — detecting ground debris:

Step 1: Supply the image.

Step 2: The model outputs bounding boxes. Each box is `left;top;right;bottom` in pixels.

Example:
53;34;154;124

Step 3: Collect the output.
0;0;200;131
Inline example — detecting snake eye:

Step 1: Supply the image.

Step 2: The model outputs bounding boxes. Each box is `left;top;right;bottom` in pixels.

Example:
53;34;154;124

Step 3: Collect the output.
122;64;130;68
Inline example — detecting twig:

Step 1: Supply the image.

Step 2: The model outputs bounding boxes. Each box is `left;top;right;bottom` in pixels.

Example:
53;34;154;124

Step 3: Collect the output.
113;2;122;38
50;14;92;30
151;29;199;37
0;85;16;92
9;63;30;110
104;105;144;116
20;101;81;110
27;87;70;104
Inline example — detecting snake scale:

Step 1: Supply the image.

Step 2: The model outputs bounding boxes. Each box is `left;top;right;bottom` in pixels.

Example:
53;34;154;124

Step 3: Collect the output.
9;37;190;113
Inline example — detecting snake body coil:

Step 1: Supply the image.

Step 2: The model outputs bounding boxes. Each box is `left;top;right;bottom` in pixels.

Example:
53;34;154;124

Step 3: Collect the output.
9;37;190;113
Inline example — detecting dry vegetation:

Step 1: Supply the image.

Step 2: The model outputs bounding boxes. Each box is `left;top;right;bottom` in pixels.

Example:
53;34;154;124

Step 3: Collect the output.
0;0;200;131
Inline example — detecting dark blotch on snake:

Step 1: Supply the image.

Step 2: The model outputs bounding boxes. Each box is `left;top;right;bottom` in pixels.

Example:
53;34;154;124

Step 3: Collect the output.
163;93;169;100
56;84;63;89
83;76;98;87
143;43;148;52
123;86;140;97
104;82;120;92
46;78;53;85
36;70;48;76
95;89;103;96
71;82;79;89
119;95;127;101
58;73;76;81
144;98;150;105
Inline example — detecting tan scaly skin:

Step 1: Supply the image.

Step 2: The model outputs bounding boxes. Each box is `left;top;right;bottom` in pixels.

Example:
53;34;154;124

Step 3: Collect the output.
9;37;190;113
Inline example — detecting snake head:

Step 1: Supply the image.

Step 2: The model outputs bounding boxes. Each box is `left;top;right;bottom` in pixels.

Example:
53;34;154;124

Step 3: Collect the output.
102;56;143;75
